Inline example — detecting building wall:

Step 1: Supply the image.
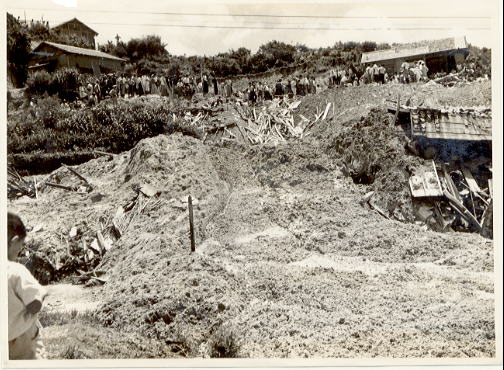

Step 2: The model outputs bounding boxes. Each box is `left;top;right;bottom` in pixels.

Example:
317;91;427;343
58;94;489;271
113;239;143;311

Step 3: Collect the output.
56;54;122;74
53;21;96;49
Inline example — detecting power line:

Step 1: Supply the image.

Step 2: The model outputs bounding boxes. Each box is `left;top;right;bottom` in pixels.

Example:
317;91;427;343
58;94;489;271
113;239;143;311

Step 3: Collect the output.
16;18;492;31
7;7;492;19
86;23;492;31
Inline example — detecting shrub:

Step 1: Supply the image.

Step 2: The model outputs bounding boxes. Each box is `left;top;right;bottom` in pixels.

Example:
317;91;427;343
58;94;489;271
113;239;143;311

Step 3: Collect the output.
27;71;52;97
207;326;241;358
51;68;79;101
7;98;178;155
26;68;80;101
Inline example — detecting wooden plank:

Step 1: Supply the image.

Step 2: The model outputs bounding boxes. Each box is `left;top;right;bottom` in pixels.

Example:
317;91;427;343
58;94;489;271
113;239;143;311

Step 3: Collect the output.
409;170;443;198
443;190;482;232
441;164;463;204
432;161;443;194
461;168;482;195
322;103;331;120
63;164;90;185
139;184;159;197
46;182;76;191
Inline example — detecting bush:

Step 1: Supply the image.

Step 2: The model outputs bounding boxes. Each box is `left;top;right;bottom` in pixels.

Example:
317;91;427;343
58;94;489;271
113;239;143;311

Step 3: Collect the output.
7;98;178;155
26;68;80;101
51;68;79;101
27;71;52;97
208;326;241;358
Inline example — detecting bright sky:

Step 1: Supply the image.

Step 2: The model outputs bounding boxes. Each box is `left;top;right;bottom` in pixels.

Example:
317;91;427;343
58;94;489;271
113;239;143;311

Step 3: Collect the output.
5;0;498;56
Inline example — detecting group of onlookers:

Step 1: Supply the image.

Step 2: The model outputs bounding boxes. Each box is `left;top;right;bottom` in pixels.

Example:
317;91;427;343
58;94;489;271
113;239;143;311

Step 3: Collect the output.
75;59;435;106
359;60;429;85
240;75;323;104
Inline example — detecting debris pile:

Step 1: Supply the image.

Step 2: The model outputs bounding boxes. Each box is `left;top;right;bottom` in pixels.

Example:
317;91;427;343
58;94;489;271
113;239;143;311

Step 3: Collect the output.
233;99;332;144
20;179;161;285
411;162;493;238
329;108;423;222
8;165;37;199
431;70;490;87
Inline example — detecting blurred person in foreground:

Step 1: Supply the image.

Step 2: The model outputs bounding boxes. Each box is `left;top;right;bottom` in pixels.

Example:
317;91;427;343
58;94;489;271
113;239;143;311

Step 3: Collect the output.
7;212;48;360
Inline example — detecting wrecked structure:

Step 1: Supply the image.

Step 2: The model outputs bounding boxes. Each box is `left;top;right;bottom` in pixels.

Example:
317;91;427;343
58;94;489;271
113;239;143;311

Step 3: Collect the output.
361;37;470;75
386;96;492;238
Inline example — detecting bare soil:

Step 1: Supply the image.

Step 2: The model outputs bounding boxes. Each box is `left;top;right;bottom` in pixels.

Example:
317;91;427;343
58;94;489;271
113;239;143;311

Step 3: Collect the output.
9;80;495;358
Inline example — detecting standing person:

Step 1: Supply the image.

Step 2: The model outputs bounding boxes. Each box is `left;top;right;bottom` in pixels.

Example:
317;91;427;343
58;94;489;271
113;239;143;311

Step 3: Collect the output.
136;75;143;96
212;76;218;95
263;84;273;100
115;75;122;98
202;75;209;95
400;61;410;83
275;79;284;97
285;80;293;98
296;78;304;96
7;212;48;360
151;75;159;95
248;82;257;103
94;79;101;103
378;65;386;84
302;75;309;94
86;79;95;105
160;74;168;97
256;82;264;102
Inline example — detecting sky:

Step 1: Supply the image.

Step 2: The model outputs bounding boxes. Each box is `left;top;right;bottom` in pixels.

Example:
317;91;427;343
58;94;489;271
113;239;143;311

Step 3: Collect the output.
5;0;498;56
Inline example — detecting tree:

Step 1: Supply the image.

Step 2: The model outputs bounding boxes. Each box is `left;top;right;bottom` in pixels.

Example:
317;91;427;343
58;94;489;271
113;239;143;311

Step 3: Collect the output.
361;41;377;52
377;42;391;50
126;35;168;63
99;40;128;58
7;13;31;87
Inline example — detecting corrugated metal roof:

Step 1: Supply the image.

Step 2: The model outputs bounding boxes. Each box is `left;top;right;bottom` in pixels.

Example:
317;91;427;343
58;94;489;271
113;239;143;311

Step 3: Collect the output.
34;41;125;62
361;37;468;64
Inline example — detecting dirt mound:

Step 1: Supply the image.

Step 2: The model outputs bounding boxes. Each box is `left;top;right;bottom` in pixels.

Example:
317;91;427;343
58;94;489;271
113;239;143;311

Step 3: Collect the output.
323;108;424;222
8;79;494;358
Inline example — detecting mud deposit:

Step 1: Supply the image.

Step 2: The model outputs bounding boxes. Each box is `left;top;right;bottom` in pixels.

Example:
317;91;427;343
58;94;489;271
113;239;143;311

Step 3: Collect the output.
9;81;495;358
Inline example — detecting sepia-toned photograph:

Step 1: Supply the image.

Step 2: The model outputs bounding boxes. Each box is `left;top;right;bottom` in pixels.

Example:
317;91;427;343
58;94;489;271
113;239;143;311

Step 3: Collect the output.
2;0;501;365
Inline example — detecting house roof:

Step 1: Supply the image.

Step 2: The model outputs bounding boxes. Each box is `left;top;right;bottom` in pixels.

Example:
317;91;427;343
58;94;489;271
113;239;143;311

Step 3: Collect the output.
51;18;98;35
361;37;468;64
32;41;125;62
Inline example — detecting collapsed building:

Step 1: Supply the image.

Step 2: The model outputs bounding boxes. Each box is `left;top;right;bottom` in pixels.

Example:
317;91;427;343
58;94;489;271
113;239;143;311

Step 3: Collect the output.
361;37;470;76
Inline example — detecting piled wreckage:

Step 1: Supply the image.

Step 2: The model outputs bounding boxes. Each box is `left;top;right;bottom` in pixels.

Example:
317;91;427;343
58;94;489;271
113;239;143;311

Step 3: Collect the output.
387;98;493;238
409;161;492;238
13;161;163;285
232;98;331;144
174;97;333;145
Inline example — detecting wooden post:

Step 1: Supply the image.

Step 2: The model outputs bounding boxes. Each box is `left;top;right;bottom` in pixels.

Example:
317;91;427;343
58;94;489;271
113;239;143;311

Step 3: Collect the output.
188;195;195;252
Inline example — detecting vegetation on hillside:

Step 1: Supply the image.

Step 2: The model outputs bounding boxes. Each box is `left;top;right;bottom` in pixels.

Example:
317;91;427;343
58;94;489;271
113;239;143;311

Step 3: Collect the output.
7;96;198;156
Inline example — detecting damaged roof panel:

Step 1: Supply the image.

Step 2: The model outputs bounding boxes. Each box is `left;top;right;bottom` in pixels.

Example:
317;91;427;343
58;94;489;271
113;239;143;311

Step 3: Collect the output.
361;36;469;64
410;109;492;141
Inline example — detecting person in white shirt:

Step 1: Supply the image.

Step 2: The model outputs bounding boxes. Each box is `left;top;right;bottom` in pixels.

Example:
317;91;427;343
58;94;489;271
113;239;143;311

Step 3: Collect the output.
7;212;47;360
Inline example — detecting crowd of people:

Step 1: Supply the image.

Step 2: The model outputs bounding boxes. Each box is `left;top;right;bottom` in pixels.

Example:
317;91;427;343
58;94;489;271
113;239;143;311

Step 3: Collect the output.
73;59;433;106
359;61;429;85
74;72;328;105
